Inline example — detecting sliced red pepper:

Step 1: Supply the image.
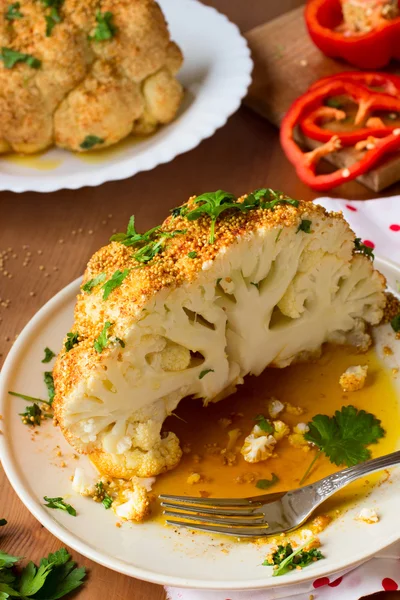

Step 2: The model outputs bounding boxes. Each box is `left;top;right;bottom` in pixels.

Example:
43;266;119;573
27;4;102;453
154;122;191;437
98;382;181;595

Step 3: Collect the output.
305;0;400;69
309;72;400;96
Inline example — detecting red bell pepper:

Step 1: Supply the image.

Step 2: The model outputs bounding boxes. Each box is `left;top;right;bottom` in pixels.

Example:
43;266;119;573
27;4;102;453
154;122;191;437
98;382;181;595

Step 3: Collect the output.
309;71;400;96
305;0;400;69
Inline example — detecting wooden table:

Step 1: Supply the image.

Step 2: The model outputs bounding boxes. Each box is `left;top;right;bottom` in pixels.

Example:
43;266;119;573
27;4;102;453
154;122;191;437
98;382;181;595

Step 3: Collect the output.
1;1;399;598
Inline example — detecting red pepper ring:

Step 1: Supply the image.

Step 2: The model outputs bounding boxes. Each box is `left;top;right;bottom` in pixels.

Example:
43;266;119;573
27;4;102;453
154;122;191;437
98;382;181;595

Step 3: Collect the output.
309;72;400;97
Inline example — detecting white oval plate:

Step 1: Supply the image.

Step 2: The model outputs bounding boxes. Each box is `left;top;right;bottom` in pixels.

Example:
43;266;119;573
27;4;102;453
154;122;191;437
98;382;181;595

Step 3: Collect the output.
0;0;252;194
1;257;399;591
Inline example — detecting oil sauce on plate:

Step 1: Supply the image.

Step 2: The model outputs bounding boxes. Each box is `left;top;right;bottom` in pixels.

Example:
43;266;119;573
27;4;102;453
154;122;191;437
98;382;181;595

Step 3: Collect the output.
3;153;62;171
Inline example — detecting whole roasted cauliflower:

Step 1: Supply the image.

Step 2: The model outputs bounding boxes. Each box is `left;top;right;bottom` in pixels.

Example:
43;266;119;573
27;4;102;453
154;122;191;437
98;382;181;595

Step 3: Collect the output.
53;189;386;480
0;0;183;154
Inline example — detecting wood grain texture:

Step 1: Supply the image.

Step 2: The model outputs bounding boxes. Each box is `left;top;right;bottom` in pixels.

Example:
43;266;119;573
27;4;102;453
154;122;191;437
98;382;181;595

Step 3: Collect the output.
244;7;400;192
1;1;399;599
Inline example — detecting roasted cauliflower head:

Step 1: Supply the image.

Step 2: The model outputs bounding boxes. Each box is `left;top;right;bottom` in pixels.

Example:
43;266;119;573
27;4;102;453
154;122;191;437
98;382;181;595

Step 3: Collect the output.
0;0;183;154
53;189;386;479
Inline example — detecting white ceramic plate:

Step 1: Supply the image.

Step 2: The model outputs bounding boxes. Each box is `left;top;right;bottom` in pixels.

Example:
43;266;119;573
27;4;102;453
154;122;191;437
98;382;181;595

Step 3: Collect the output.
1;257;399;591
0;0;252;194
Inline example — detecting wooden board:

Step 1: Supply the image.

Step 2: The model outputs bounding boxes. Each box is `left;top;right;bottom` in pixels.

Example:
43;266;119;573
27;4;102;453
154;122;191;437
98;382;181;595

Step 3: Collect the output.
244;6;400;192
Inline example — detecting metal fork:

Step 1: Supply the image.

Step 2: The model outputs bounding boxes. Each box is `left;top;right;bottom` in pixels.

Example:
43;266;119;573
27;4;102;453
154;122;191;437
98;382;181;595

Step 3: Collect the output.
160;450;400;538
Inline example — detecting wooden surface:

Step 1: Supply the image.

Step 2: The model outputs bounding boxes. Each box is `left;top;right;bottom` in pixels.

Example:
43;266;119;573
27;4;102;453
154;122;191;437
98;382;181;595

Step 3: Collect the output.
1;1;400;599
244;7;400;192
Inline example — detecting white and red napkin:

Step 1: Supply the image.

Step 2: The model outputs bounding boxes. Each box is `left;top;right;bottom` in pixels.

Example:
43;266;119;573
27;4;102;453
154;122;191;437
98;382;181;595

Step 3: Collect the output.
166;196;400;600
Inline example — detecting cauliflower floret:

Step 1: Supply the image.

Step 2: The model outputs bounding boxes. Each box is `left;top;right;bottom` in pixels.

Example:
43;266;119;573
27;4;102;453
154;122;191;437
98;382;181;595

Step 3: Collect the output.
293;423;310;434
187;472;202;485
339;365;368;392
268;398;284;419
241;432;276;463
356;507;379;524
288;424;311;451
71;467;96;496
272;420;290;441
113;485;151;523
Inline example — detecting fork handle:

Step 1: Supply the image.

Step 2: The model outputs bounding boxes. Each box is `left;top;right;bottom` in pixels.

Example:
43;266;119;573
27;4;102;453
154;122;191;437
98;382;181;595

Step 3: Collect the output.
313;450;400;502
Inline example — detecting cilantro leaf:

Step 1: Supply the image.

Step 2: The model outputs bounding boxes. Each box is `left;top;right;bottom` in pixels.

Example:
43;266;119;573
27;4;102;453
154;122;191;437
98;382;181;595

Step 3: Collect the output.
19;560;54;597
43;497;76;517
44;371;55;404
36;548;86;600
95;482;113;509
42;347;56;363
256;473;279;489
199;369;214;379
94;321;113;353
255;414;273;434
81;272;106;294
0;47;41;69
391;313;400;333
0;551;20;568
64;332;79;353
19;402;52;426
45;6;62;36
188;251;197;259
0;519;6;527
263;539;324;576
297;219;312;233
9;391;51;405
244;188;299;211
354;237;374;260
90;11;117;41
133;230;186;264
110;216;160;247
6;3;23;20
80;135;104;150
101;269;130;300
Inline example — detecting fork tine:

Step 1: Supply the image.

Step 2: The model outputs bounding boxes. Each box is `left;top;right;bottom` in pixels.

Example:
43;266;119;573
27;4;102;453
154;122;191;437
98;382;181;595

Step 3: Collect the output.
166;519;269;538
160;501;261;517
163;510;265;526
159;494;263;507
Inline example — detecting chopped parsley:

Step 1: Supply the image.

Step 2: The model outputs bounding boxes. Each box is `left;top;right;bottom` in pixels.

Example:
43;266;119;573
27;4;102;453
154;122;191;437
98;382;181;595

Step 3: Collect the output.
0;519;6;526
0;47;41;69
188;251;197;259
101;269;130;300
115;337;125;348
43;496;77;516
94;321;113;353
20;403;51;426
6;2;23;20
80;135;104;150
263;539;324;576
90;11;117;41
42;346;56;363
256;473;279;489
95;482;113;509
297;219;312;233
8;391;51;405
45;8;62;36
354;237;374;260
133;230;186;264
81;272;106;294
391;313;400;333
199;368;214;379
110;215;160;247
64;331;79;352
44;371;55;403
300;405;384;484
255;414;273;434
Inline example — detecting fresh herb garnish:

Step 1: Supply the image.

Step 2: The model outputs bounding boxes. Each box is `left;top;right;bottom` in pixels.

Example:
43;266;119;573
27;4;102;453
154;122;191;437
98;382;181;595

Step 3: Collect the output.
80;135;104;150
256;473;279;489
101;269;130;300
42;347;56;363
115;337;125;348
188;251;197;259
81;272;106;293
94;321;113;353
300;405;384;484
297;219;312;233
95;482;113;509
391;313;400;333
0;519;6;526
44;371;55;403
64;331;79;352
45;6;62;36
0;47;41;69
263;539;324;576
20;402;52;426
199;369;214;379
354;237;374;260
90;11;117;41
133;230;186;264
244;188;299;211
255;414;274;434
43;496;76;516
6;2;23;20
8;391;51;405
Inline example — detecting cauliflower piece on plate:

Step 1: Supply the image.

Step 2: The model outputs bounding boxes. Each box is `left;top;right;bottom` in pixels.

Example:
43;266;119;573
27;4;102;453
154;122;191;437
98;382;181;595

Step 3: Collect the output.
53;190;386;481
339;365;368;392
356;507;379;524
241;432;277;463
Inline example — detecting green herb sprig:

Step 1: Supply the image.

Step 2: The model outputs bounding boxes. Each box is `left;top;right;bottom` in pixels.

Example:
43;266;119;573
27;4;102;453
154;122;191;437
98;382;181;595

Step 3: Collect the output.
43;496;77;516
20;403;52;426
94;321;113;353
255;414;273;434
64;331;79;352
263;539;324;576
256;473;279;490
90;11;117;41
297;219;312;234
95;482;113;509
199;368;214;380
81;272;106;294
6;2;23;20
0;47;41;69
42;347;56;363
101;269;130;300
44;371;55;403
391;313;400;333
354;237;374;260
80;135;104;150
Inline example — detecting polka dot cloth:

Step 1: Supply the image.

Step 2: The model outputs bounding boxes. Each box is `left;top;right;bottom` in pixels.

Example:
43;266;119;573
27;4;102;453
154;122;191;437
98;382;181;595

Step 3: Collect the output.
166;196;400;600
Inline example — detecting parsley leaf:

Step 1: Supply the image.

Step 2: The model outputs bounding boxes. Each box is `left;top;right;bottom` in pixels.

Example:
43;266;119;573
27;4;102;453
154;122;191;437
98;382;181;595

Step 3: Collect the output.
354;237;374;260
42;347;56;363
133;230;186;264
101;269;130;300
0;550;20;568
95;482;113;509
43;496;76;516
110;215;160;247
0;519;7;527
64;331;79;352
199;369;214;379
38;548;86;599
244;188;299;211
44;3;62;37
256;473;279;489
90;11;117;41
94;321;113;353
391;313;400;333
263;539;324;576
6;2;23;20
19;560;54;596
20;402;52;426
80;135;104;150
188;251;197;259
297;219;312;233
9;391;51;405
255;414;273;434
44;371;55;403
81;272;106;294
0;47;41;69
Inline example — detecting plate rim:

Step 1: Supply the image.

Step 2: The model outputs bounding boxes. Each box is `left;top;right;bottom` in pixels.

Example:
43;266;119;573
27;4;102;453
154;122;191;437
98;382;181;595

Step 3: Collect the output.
0;0;252;194
1;256;400;590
